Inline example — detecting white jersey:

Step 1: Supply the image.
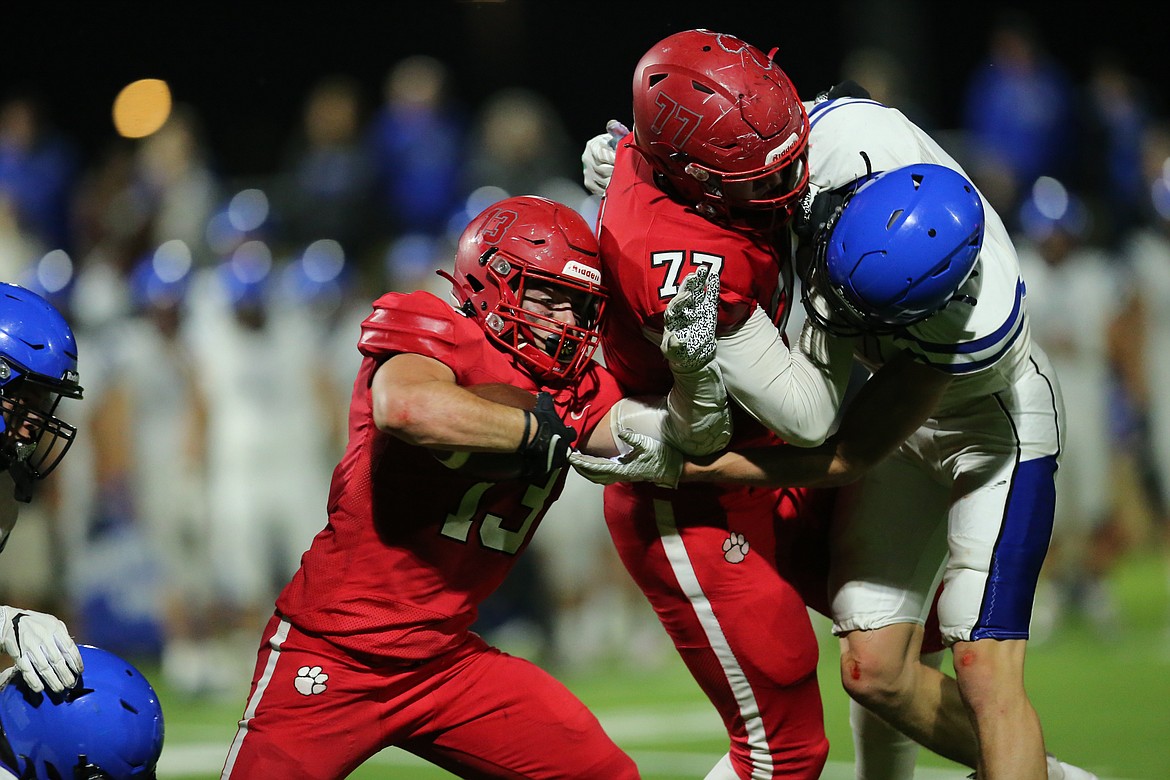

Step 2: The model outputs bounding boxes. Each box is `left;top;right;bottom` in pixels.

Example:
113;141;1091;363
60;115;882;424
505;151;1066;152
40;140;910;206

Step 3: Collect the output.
802;97;1036;412
798;98;1065;645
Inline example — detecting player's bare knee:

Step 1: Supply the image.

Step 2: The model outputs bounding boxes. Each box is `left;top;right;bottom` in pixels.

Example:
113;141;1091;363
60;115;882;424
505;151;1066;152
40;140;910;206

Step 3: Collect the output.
838;642;910;709
951;638;1026;709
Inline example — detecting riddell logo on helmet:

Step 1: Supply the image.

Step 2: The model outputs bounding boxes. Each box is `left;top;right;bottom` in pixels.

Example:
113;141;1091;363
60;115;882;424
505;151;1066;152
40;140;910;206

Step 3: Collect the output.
562;262;601;286
766;132;802;165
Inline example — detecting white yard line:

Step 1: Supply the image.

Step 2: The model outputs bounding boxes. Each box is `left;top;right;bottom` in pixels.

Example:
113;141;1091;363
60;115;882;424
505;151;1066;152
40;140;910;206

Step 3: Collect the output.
163;707;1124;779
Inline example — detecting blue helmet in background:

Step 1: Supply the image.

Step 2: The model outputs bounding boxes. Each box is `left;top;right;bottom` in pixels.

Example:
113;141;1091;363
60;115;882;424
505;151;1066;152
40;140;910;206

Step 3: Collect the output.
0;283;83;486
217;240;273;310
804;163;985;335
1017;176;1089;243
276;239;352;314
129;241;194;312
0;645;164;780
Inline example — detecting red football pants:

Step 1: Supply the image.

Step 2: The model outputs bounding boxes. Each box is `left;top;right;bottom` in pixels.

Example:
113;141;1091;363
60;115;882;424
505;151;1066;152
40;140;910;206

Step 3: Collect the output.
221;615;638;779
604;482;831;779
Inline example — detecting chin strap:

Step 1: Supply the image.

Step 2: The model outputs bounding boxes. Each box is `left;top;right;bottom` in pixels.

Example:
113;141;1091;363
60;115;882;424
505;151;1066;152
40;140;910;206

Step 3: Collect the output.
8;462;33;504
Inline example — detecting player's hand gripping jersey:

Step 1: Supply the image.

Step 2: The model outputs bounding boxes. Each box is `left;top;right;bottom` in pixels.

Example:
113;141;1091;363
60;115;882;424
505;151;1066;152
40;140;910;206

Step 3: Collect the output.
275;290;622;661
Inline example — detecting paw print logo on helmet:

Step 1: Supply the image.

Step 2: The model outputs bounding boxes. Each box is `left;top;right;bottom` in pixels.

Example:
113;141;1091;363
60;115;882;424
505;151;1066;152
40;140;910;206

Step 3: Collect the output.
631;28;810;226
441;196;607;382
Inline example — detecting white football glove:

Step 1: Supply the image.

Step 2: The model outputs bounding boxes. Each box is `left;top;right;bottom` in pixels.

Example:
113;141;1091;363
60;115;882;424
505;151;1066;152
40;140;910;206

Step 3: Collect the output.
0;605;83;693
661;266;721;372
569;427;684;488
581;119;629;196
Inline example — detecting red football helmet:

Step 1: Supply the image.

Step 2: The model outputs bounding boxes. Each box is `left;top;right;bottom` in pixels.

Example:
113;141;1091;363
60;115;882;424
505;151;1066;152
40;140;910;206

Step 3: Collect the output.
631;29;810;225
441;196;607;382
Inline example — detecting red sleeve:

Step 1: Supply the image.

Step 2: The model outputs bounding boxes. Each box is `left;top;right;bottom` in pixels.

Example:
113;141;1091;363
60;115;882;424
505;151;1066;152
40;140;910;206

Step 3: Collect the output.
358;291;461;362
357;291;540;390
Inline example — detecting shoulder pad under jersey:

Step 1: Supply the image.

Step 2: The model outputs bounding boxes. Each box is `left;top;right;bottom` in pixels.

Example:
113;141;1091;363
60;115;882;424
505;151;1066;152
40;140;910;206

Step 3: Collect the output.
358;291;465;361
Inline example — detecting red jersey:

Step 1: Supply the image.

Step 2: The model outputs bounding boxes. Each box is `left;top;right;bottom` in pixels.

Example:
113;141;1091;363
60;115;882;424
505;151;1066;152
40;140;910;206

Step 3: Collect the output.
276;290;622;661
597;138;792;451
594;141;832;779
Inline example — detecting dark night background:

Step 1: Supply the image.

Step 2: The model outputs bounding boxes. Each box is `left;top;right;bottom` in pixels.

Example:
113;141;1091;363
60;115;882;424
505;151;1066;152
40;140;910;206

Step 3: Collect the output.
6;1;1168;184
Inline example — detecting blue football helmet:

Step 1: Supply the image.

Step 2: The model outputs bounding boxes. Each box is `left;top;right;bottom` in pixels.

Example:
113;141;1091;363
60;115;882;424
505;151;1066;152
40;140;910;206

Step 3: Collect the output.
0;283;83;488
129;241;194;312
0;645;164;780
277;239;352;313
802;163;985;335
218;242;273;310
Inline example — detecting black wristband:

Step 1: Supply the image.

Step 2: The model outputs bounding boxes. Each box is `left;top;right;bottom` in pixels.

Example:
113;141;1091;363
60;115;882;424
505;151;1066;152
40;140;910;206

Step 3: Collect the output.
519;410;533;451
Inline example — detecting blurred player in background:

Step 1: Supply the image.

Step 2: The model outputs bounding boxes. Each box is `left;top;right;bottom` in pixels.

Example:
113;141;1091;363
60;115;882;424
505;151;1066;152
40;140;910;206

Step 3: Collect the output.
579;33;1100;780
90;249;221;697
0;644;164;780
221;194;727;779
1014;184;1123;639
0;283;84;697
189;246;336;683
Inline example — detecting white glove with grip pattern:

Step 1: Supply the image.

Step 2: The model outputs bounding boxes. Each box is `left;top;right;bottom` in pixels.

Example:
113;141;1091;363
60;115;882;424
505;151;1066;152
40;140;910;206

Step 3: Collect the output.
661;266;720;372
0;605;82;693
569;427;684;488
581;119;629;196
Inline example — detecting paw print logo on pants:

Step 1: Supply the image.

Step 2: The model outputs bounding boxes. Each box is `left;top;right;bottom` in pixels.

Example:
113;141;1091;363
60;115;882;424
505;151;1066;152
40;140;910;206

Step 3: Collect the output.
294;665;329;696
722;532;749;563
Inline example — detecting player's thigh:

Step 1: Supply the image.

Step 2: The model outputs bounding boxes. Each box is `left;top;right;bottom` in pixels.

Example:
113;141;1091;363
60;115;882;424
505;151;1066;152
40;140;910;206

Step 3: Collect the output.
222;617;385;779
773;486;836;618
414;648;637;780
940;453;1055;643
939;369;1060;643
830;454;950;635
627;486;819;683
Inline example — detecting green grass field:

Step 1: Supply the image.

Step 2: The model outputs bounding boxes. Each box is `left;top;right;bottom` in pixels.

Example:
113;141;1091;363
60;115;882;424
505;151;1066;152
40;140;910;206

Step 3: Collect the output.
155;550;1169;779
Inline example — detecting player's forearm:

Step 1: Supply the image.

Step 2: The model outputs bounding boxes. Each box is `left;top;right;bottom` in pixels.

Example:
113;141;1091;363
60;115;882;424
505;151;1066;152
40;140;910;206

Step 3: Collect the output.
717;307;853;448
681;438;856;487
377;382;528;453
662;361;732;455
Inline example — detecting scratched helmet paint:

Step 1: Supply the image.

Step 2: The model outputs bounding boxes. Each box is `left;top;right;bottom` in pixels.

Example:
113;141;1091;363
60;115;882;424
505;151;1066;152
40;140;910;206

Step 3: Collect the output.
441;196;607;382
630;28;810;224
0;283;83;481
804;163;985;334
